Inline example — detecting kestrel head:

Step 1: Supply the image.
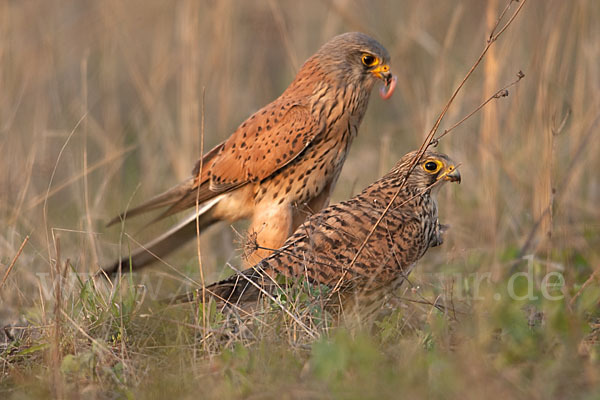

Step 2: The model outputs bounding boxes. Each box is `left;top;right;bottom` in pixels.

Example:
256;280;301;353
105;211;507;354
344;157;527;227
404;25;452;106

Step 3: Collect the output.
311;32;395;97
397;150;461;192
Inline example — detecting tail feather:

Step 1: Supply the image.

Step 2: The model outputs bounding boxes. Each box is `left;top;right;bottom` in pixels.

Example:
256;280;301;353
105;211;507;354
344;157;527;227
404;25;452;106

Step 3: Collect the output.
101;195;223;276
106;142;226;228
143;181;228;225
167;263;278;306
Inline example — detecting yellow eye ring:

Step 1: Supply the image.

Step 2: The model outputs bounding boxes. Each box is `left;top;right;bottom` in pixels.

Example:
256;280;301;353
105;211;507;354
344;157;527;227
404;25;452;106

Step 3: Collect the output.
361;53;378;67
423;159;443;174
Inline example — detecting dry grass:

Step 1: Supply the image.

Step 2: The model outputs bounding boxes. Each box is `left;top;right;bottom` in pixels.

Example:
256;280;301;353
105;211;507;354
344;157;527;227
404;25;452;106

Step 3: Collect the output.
1;0;600;398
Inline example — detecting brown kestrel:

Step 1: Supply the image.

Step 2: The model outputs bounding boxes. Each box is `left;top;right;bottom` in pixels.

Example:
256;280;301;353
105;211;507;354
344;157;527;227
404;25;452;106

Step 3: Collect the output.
180;150;461;313
103;32;396;275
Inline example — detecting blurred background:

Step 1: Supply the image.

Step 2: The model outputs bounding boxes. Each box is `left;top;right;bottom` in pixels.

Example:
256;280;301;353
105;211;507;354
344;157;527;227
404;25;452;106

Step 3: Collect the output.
1;0;598;311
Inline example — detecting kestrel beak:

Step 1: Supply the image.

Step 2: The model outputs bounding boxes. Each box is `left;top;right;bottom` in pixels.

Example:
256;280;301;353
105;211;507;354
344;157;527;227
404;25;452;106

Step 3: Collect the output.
372;64;397;100
371;63;392;81
439;165;461;184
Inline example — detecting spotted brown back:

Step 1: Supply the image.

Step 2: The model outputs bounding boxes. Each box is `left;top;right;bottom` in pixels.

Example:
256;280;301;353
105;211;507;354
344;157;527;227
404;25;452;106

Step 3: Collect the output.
201;150;461;310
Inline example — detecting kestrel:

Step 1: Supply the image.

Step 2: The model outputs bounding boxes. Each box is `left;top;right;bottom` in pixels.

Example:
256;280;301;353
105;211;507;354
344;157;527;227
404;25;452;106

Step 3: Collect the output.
181;150;461;312
103;32;396;275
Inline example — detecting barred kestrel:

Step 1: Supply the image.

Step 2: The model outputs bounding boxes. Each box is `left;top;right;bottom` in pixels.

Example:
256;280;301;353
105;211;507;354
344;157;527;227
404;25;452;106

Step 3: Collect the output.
182;151;461;311
103;32;396;275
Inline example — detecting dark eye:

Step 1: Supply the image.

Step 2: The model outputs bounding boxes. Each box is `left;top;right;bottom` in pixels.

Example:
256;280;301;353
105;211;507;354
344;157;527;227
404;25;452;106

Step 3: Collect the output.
424;161;439;172
361;54;377;67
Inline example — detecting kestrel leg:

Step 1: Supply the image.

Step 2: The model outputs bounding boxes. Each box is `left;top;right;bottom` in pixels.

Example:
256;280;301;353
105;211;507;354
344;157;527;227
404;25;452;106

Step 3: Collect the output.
245;203;293;266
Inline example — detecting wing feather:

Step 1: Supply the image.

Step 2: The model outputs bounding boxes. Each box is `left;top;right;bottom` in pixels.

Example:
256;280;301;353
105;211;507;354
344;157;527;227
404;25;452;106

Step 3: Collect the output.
209;102;319;191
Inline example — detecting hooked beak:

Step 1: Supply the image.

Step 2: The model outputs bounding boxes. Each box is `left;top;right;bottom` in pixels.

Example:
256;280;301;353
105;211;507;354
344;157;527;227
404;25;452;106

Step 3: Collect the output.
370;63;392;82
438;165;461;184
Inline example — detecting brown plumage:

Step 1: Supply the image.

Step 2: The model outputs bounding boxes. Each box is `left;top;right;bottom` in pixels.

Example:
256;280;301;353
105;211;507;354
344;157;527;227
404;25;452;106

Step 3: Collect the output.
183;150;461;312
103;32;396;275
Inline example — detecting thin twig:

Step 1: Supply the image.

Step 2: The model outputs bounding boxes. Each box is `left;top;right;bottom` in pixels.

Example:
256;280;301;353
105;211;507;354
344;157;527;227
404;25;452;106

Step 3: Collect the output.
569;266;600;309
396;297;462;315
434;71;525;143
51;235;63;399
0;235;29;291
345;0;528;274
196;87;207;348
81;51;99;269
27;144;136;209
120;233;201;287
42;112;88;264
